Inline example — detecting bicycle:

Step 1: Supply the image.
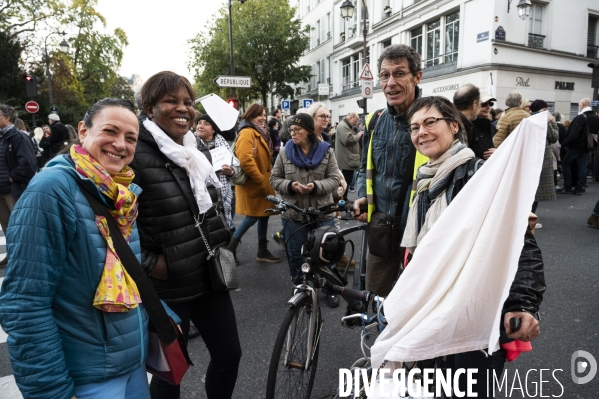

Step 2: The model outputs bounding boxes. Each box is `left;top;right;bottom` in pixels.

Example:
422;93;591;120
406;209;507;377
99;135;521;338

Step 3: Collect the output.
264;196;373;399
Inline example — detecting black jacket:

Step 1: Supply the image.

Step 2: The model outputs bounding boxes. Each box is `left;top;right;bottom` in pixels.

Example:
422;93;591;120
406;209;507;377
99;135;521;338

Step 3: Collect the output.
46;121;69;157
130;125;231;304
563;110;599;150
468;117;496;159
450;159;545;317
2;126;37;197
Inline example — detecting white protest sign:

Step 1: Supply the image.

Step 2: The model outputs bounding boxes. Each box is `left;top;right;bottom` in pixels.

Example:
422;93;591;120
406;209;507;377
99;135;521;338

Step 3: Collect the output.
196;93;239;131
209;146;234;171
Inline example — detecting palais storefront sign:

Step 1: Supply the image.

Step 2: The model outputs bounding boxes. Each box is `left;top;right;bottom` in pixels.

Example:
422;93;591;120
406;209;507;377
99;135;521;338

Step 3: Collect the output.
516;77;530;87
555;81;575;90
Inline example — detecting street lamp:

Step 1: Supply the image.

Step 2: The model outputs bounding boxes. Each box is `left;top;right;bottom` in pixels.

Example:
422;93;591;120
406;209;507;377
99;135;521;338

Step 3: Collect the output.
99;73;105;84
341;0;368;115
256;58;274;110
508;0;532;20
44;31;69;112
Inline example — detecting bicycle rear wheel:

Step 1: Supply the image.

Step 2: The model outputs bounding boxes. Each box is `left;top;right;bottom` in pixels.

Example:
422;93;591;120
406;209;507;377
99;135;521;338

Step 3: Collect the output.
266;295;321;399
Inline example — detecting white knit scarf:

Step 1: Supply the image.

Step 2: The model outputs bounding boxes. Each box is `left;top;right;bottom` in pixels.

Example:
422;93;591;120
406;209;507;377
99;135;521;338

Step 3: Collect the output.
401;141;474;251
143;119;221;214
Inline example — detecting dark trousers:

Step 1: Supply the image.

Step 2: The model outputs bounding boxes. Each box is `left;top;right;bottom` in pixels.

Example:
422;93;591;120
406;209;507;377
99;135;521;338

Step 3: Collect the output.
150;291;242;399
341;169;355;201
437;348;506;398
562;148;589;191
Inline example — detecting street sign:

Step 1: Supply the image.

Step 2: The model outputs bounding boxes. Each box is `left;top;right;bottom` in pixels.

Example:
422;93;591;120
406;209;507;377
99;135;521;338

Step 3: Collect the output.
281;100;290;110
359;63;374;80
318;84;329;95
25;101;39;113
213;76;252;88
302;99;313;109
361;81;373;99
591;100;599;107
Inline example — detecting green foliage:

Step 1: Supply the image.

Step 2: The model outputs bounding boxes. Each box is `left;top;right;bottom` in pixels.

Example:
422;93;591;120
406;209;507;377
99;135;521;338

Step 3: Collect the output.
0;0;131;126
0;31;25;103
188;0;311;110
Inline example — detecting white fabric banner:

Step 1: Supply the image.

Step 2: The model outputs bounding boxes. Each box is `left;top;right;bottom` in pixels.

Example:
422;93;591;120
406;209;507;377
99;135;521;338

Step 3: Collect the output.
370;112;547;368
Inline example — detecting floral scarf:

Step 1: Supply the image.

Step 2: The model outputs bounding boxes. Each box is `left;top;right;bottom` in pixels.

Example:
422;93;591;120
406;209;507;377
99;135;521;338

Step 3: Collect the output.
252;122;273;153
71;145;141;312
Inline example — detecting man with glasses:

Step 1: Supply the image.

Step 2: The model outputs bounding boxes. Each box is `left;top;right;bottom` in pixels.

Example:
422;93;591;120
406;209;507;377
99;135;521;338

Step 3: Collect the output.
353;44;422;297
0;104;37;267
454;84;497;159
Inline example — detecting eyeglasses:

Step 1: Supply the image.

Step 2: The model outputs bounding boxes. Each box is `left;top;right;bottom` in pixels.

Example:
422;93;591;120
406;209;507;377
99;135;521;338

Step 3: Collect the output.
481;101;494;107
316;114;331;120
410;117;454;135
289;127;304;134
379;70;411;82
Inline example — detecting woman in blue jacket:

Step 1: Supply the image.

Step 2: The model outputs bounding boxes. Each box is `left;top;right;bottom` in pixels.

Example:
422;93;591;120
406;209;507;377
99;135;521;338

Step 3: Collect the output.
0;98;176;399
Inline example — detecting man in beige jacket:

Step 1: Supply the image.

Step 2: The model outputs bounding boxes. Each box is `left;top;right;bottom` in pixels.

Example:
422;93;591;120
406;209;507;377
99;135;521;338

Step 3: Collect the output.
493;91;531;147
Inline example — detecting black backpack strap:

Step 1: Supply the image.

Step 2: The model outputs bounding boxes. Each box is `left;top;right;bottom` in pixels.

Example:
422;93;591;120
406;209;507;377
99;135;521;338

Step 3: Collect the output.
75;179;178;347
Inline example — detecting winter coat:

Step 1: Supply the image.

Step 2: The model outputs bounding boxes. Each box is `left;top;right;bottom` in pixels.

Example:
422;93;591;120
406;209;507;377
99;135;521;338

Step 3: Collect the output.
270;146;340;221
450;159;545;317
47;121;69;157
335;118;361;171
535;120;558;202
357;87;421;220
0;156;151;399
468;117;496;159
234;121;276;217
493;107;531;147
563;110;599;150
1;125;37;197
130;126;230;304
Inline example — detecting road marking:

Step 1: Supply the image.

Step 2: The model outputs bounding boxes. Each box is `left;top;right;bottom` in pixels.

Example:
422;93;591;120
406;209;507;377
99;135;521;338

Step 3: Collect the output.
0;375;23;399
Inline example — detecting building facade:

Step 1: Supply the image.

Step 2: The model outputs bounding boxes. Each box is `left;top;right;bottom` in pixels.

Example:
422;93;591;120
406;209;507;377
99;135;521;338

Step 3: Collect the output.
293;0;599;121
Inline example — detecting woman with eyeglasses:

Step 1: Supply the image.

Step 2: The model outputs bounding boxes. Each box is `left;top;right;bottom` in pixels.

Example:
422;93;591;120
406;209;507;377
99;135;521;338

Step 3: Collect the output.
270;113;341;307
306;102;332;143
397;96;544;398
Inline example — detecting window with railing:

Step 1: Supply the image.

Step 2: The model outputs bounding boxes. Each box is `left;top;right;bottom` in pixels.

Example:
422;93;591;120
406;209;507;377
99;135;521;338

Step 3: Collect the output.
348;10;357;39
588;15;598;58
411;27;423;57
342;58;352;90
528;3;545;49
410;11;459;68
445;12;459;63
426;19;441;67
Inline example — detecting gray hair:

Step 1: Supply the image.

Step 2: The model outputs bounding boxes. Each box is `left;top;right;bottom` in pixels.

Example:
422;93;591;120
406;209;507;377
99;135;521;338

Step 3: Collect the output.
505;91;522;108
346;112;358;119
0;104;15;122
377;44;422;76
306;102;329;119
554;111;562;122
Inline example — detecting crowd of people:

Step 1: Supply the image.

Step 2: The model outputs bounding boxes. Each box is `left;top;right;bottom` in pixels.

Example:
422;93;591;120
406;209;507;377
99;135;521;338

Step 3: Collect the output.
0;42;597;399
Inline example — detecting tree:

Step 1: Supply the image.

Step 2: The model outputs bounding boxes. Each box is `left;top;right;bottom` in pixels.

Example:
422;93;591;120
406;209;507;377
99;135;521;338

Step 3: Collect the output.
0;31;25;103
188;0;311;109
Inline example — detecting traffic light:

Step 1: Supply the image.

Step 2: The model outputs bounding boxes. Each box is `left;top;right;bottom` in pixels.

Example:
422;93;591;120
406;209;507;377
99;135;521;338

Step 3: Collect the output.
356;98;367;114
21;74;38;98
228;98;239;110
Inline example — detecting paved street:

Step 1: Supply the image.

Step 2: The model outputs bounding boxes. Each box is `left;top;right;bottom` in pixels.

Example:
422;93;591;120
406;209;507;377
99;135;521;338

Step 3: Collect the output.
1;184;598;398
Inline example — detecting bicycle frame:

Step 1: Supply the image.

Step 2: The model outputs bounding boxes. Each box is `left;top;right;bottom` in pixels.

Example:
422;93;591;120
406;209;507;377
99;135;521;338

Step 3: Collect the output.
284;282;322;371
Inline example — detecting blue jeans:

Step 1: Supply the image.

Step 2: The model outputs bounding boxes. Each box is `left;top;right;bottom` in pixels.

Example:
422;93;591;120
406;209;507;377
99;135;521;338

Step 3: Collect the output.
437;348;506;398
232;216;269;240
562;148;589;191
593;199;599;216
75;364;149;399
282;218;335;280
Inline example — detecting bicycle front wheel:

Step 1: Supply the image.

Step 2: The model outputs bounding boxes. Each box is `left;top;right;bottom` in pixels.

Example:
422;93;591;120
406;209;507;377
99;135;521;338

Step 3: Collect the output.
266;295;321;399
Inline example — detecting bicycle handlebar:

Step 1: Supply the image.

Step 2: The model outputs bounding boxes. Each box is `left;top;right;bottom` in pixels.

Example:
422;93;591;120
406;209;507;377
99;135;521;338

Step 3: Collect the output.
327;284;373;305
265;196;348;215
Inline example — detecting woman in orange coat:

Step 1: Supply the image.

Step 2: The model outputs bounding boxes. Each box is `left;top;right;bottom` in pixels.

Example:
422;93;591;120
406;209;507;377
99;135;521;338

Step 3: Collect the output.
225;103;279;265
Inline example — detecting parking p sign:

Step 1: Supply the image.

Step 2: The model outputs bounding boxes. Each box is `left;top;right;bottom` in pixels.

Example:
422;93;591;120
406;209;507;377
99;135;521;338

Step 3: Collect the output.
281;100;290;110
302;99;313;109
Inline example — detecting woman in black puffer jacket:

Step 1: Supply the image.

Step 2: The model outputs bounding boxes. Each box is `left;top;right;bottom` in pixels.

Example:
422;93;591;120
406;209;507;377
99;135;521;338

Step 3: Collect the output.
130;71;241;399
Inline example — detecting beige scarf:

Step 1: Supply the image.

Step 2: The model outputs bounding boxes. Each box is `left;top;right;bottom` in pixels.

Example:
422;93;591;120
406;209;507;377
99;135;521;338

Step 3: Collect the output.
401;141;474;252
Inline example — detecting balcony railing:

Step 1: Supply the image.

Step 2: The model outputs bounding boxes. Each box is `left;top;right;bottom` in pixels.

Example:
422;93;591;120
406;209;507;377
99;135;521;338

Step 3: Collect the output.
528;33;545;49
341;79;359;91
588;45;599;59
